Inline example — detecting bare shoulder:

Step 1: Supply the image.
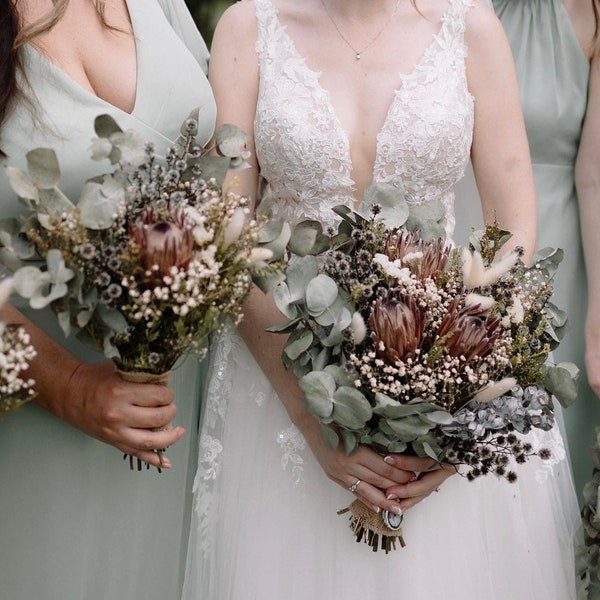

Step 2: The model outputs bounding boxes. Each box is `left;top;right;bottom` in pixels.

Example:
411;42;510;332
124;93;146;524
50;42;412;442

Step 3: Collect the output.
214;0;258;42
463;0;508;53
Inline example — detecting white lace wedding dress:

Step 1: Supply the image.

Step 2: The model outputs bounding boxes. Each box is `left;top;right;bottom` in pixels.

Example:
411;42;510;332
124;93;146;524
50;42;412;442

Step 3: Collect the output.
182;0;581;597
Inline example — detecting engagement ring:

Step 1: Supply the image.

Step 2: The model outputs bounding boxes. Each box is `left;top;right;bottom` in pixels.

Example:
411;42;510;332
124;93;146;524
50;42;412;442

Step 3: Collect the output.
348;478;361;493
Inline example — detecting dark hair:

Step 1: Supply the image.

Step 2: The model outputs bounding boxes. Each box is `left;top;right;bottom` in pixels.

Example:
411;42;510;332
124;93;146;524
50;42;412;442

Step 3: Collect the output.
0;0;21;132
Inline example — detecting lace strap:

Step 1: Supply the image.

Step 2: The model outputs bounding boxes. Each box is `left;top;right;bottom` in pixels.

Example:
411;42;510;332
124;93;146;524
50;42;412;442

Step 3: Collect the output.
441;0;474;39
254;0;281;64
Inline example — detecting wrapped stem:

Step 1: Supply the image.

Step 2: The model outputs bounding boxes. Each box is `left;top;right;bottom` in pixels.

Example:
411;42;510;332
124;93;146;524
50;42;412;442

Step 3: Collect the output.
117;369;171;472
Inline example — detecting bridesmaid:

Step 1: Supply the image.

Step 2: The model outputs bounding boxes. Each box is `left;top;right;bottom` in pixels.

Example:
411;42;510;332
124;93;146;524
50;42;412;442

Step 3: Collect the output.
0;1;215;598
492;0;600;497
454;0;600;497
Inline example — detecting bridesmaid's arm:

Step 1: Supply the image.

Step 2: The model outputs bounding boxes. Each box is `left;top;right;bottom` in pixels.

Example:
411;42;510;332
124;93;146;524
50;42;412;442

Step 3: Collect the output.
575;54;600;400
0;303;184;467
464;1;537;261
209;3;442;515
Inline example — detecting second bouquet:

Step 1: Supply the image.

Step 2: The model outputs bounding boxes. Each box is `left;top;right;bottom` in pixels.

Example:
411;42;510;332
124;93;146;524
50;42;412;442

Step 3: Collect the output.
1;111;276;469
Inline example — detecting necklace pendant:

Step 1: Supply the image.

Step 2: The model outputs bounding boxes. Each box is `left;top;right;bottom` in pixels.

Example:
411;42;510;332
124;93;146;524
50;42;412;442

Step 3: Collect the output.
356;53;361;60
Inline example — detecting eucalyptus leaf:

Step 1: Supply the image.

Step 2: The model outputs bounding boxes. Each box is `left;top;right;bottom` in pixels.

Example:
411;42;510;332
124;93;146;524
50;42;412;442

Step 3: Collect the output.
299;370;337;420
284;328;314;361
332;386;373;429
359;183;409;228
38;187;75;228
545;363;579;408
532;247;564;276
289;220;330;257
187;155;230;186
26;148;61;189
341;429;360;455
78;177;125;230
57;310;71;337
420;410;454;426
5;166;40;203
306;274;338;315
94;114;124;139
385;415;436;440
320;423;339;449
110;131;147;166
214;124;249;158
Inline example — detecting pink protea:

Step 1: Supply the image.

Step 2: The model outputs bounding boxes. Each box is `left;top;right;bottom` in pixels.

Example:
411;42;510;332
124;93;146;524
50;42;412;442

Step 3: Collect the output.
382;231;451;281
435;298;505;363
370;293;425;364
131;208;194;283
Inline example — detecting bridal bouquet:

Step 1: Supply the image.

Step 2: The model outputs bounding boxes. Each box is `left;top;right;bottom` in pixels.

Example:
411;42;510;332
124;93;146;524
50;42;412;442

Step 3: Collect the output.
0;111;277;465
272;185;577;552
0;279;36;418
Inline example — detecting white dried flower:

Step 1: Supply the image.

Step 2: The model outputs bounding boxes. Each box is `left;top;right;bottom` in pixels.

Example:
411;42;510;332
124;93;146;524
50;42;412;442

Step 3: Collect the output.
473;377;517;403
349;312;367;344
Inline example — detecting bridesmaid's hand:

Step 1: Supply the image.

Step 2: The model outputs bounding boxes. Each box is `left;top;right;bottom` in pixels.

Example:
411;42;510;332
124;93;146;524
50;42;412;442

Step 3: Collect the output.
59;361;185;468
384;456;459;512
585;323;600;400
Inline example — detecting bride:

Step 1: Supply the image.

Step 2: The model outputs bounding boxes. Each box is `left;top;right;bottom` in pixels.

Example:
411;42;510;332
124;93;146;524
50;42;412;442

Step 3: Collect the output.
183;0;581;597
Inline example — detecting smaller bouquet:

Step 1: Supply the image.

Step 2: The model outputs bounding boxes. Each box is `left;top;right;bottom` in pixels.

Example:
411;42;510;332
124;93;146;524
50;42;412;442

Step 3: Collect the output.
0;111;277;467
0;279;36;418
271;185;578;552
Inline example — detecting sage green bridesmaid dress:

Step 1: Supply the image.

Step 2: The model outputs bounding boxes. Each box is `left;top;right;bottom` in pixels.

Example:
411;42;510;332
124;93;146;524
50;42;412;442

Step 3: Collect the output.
492;0;597;499
0;1;215;598
455;0;596;498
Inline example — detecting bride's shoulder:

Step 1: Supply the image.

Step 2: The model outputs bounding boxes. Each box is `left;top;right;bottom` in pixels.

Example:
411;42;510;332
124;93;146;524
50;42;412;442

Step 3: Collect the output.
463;0;510;52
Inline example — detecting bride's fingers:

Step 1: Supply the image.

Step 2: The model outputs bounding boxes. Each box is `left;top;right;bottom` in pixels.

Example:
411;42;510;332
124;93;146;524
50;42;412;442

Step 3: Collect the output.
386;464;457;511
343;476;404;516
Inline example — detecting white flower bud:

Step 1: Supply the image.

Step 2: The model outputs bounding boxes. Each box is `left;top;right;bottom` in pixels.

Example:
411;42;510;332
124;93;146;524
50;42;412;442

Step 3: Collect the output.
464;293;495;311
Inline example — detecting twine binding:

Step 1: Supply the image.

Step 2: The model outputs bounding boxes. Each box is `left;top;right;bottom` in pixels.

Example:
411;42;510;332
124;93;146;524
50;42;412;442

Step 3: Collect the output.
338;499;406;553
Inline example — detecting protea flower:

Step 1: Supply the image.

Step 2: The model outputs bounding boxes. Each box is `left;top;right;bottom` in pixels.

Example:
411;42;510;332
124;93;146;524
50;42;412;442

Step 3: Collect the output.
383;231;451;281
435;298;505;363
131;208;194;283
370;293;425;364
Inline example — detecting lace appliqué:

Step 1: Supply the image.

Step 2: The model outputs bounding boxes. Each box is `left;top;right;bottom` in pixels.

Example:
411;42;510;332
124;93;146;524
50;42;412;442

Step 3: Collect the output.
276;425;307;491
528;423;567;483
254;0;474;235
192;324;245;559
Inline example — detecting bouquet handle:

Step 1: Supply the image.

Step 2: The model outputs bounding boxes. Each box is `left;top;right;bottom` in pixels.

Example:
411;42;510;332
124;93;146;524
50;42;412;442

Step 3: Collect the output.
338;499;406;553
116;369;171;472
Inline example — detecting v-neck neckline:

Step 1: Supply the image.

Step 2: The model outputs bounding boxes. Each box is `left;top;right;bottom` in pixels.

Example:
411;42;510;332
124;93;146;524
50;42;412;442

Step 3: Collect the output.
265;0;456;203
26;0;140;116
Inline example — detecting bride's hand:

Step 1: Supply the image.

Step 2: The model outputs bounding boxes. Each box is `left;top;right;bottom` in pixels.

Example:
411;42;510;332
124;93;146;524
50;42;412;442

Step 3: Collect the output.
59;361;185;468
384;456;459;511
301;422;416;516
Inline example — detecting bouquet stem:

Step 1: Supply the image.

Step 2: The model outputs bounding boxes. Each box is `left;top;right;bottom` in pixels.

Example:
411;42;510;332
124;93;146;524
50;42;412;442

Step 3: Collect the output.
117;369;171;473
338;499;406;553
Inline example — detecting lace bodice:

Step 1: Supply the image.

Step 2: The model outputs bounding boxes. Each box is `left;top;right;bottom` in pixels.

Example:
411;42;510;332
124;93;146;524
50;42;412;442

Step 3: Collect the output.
254;0;475;233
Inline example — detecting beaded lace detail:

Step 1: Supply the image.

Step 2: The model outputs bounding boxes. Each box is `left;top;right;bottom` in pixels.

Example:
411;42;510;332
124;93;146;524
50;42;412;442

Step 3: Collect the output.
254;0;475;234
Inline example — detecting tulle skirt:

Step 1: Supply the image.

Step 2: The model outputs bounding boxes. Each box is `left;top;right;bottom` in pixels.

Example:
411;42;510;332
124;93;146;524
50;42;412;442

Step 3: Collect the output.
183;327;581;600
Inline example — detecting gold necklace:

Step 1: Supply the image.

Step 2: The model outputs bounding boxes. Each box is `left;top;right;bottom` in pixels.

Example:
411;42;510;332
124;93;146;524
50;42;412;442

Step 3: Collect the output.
320;0;401;60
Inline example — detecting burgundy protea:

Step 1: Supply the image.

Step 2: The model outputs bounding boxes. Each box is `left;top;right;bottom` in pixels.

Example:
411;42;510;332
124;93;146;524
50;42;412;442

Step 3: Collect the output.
131;207;194;283
370;293;425;364
383;231;450;281
435;298;505;363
